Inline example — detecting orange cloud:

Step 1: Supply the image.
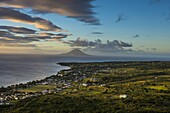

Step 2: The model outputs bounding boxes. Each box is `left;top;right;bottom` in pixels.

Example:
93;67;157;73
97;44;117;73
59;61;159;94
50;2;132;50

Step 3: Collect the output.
0;0;100;25
0;7;63;32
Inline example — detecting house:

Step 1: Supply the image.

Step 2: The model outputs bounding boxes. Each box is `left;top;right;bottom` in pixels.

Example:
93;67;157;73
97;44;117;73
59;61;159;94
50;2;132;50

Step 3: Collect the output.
40;82;48;85
82;83;88;87
0;97;4;105
119;94;127;99
58;74;63;77
100;84;106;87
41;89;49;94
56;88;62;92
90;78;98;82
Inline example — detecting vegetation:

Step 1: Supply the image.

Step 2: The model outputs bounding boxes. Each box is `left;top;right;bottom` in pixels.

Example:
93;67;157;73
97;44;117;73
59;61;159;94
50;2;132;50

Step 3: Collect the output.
18;85;56;93
0;61;170;113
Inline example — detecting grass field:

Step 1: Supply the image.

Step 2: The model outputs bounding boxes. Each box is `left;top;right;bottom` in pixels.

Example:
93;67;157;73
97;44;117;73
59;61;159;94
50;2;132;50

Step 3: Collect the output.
147;85;168;91
18;85;56;93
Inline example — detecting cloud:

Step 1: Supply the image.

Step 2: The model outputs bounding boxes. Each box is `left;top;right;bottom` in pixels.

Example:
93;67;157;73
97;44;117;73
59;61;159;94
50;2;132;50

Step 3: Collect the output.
133;34;139;38
0;43;37;47
65;38;89;47
146;48;157;51
0;33;39;43
29;33;71;40
151;48;157;50
0;26;36;34
0;30;11;37
64;38;132;48
74;16;100;25
149;0;162;5
0;29;70;45
63;38;136;55
92;32;103;35
52;33;72;39
0;7;63;32
63;38;96;47
0;0;100;25
115;14;127;23
119;41;132;47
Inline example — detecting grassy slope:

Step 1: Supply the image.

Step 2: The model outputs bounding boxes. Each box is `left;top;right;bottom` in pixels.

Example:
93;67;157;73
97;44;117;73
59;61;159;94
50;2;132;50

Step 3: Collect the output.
18;85;56;93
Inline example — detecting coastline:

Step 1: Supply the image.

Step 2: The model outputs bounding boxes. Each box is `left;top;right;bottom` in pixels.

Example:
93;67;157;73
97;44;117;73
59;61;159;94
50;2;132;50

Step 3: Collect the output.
0;62;73;106
2;63;71;88
2;60;170;89
1;54;170;87
2;60;170;88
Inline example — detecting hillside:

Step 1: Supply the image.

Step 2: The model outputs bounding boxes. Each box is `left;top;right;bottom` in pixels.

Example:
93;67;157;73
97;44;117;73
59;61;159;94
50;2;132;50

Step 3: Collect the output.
0;62;170;113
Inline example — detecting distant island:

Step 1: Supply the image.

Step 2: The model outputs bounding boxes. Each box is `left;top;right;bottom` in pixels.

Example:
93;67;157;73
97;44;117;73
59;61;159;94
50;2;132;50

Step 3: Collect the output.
59;49;91;57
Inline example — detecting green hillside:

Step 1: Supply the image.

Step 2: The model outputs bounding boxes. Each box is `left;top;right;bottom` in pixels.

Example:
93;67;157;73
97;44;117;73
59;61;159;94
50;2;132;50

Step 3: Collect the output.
1;61;170;113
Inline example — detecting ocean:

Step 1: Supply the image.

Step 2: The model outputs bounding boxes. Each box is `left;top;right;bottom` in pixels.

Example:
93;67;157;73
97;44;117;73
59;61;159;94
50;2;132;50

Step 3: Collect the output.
0;54;70;87
0;54;170;87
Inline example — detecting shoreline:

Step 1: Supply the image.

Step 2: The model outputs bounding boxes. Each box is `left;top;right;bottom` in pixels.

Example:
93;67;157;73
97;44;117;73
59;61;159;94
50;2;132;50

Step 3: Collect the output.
2;60;170;88
2;63;71;88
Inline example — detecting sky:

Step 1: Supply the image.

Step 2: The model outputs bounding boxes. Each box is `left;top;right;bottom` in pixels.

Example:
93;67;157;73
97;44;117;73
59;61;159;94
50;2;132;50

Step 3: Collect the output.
0;0;170;56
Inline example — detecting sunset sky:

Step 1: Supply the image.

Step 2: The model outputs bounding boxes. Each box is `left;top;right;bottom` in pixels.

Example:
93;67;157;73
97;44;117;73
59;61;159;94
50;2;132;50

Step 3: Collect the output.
0;0;170;56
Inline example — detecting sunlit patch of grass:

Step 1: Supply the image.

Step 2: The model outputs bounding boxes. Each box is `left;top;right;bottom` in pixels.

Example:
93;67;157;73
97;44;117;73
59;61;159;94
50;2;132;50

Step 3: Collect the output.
147;85;168;91
18;85;56;93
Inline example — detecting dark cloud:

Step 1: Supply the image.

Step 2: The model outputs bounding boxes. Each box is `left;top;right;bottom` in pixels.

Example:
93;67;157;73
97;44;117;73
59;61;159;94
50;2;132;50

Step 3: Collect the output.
52;33;72;39
115;14;127;23
0;29;70;45
133;34;139;38
96;40;132;49
0;37;37;44
64;38;132;49
0;7;63;32
119;41;132;47
33;33;71;40
66;38;89;47
151;48;157;50
92;32;103;35
64;38;135;55
0;26;36;34
74;16;100;25
146;48;157;51
0;31;39;43
0;30;11;37
0;0;100;25
149;0;162;5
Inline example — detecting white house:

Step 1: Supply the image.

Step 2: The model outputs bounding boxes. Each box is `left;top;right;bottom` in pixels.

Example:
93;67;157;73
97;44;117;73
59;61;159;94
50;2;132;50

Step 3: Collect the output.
119;94;127;99
82;83;88;87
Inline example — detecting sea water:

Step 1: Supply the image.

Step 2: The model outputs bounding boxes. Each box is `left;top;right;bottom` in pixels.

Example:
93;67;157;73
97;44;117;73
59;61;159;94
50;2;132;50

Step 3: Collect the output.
0;54;68;87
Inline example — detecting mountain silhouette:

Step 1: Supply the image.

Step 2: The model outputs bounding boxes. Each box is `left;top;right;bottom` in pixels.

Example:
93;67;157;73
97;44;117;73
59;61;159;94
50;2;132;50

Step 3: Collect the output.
59;49;91;57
